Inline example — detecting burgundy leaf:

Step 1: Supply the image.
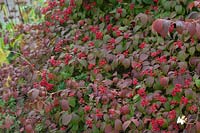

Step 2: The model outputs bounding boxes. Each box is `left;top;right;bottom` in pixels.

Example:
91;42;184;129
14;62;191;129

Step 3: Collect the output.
61;99;69;111
186;22;196;36
196;23;200;39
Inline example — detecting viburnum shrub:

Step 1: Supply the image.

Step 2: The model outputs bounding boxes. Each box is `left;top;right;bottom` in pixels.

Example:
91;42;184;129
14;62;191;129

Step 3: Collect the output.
0;0;200;132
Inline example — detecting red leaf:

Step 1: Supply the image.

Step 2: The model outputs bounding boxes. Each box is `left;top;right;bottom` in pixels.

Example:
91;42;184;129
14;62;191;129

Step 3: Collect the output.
186;22;196;37
152;19;163;34
152;19;171;37
188;2;194;10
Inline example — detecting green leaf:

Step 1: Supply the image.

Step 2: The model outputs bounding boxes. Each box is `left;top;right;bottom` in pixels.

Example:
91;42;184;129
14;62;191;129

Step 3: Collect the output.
188;47;195;55
58;82;66;90
153;80;163;90
0;99;5;107
35;123;43;132
109;0;116;4
97;0;103;5
175;5;183;15
71;124;79;131
68;97;76;107
157;36;164;44
163;1;171;11
142;0;153;4
196;44;200;52
164;102;171;111
195;79;200;88
177;51;189;61
75;73;87;80
0;48;9;66
133;25;142;33
133;94;140;103
78;59;87;68
76;0;83;7
92;126;100;133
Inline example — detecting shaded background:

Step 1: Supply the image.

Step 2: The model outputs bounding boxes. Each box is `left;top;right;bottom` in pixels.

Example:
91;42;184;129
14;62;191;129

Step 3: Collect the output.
0;0;41;24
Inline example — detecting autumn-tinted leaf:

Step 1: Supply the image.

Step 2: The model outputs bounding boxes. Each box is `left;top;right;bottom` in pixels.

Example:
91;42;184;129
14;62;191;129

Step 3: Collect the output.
122;59;130;68
28;89;39;99
122;120;131;131
196;121;200;132
131;118;139;127
4;116;13;129
145;76;154;87
105;124;113;133
139;54;148;61
115;36;123;44
159;77;169;87
115;119;122;131
62;113;72;126
61;99;69;111
135;13;148;25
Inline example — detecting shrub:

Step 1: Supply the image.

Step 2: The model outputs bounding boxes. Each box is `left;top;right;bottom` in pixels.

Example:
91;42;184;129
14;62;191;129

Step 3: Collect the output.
0;0;200;132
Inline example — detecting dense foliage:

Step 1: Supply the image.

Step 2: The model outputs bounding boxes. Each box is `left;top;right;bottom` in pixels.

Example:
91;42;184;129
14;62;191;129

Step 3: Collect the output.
0;0;200;132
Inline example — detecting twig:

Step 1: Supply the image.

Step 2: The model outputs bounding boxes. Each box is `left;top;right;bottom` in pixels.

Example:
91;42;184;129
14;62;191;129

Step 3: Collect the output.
5;0;10;15
16;0;24;23
10;50;41;73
